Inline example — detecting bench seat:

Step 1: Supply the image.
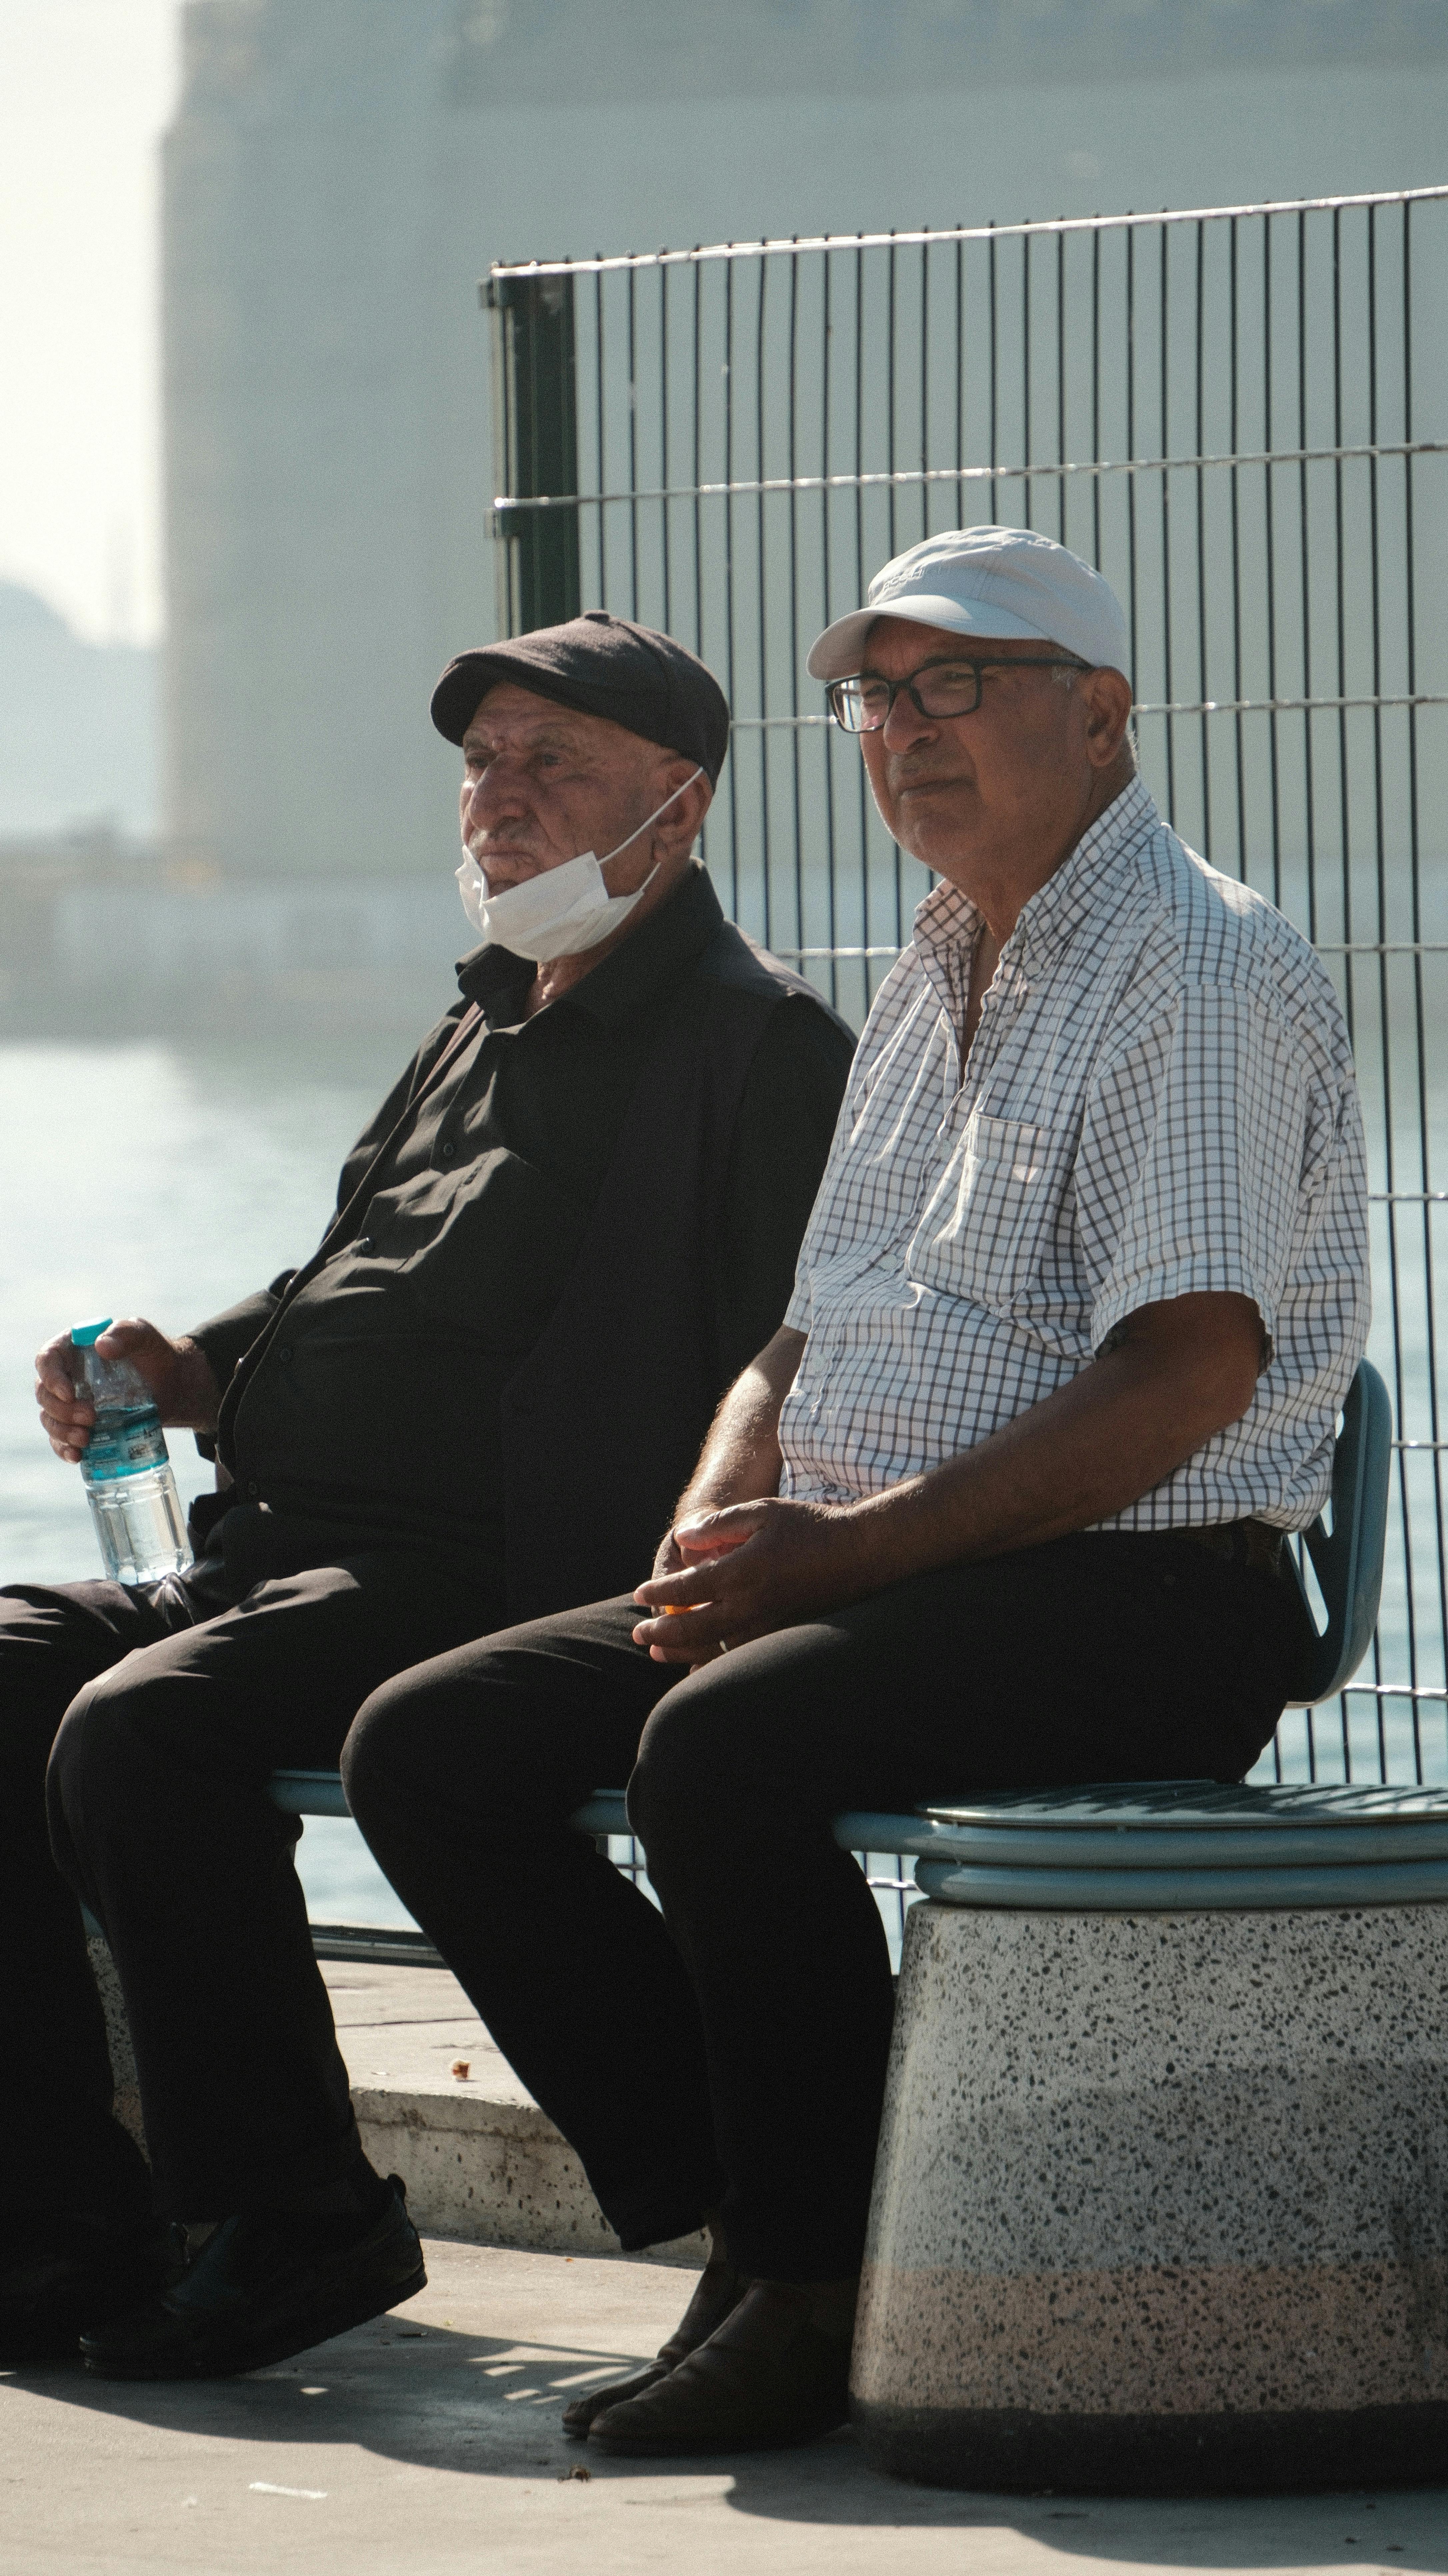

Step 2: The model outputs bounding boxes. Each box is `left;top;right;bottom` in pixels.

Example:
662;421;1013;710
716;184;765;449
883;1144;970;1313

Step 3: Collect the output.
268;1768;946;1864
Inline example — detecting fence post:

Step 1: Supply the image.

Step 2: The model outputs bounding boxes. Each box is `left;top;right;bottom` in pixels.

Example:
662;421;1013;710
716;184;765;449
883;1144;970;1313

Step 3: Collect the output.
485;271;581;637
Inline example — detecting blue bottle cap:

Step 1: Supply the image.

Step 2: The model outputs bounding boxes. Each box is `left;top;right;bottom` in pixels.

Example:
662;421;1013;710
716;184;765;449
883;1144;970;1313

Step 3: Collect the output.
70;1317;114;1347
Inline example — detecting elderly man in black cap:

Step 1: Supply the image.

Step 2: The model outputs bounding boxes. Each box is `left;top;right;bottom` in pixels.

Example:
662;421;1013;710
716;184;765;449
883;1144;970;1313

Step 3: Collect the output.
3;615;852;2379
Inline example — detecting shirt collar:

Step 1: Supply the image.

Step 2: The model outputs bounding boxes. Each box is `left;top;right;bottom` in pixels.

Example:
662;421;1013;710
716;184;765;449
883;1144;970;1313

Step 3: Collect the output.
455;860;726;1032
910;774;1159;986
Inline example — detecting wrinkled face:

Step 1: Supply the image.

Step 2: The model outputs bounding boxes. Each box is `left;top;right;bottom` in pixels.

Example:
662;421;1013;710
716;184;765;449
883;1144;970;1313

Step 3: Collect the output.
854;619;1127;887
459;683;695;895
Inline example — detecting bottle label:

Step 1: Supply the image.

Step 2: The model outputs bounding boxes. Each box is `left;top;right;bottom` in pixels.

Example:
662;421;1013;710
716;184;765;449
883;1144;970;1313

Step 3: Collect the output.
81;1406;170;1483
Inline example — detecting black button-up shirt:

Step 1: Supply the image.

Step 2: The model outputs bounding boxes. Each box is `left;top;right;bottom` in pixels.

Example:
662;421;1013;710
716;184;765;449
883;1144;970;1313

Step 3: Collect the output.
192;866;852;1561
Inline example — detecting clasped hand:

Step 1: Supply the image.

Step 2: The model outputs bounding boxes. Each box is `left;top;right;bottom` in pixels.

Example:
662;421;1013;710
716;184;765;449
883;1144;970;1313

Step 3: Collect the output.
631;1496;875;1664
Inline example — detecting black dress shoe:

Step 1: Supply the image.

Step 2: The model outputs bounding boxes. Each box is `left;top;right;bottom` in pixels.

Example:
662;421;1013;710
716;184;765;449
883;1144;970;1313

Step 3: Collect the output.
80;2175;425;2381
588;2278;857;2456
1;2212;184;2367
562;2241;749;2437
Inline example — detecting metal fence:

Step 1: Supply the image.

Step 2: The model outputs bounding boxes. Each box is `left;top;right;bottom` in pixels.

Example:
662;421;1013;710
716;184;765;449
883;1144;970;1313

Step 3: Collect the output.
488;187;1448;1827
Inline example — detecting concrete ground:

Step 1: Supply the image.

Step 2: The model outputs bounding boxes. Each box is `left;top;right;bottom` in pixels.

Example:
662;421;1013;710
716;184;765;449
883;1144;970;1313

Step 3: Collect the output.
324;1953;538;2104
2;2235;1446;2576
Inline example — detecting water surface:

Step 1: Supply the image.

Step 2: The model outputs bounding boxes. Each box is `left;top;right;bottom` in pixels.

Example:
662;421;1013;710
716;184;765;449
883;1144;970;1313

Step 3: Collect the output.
0;1034;422;1924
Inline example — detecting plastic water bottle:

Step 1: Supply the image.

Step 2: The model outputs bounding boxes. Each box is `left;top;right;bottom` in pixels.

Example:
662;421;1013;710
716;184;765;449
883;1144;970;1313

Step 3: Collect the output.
69;1317;194;1585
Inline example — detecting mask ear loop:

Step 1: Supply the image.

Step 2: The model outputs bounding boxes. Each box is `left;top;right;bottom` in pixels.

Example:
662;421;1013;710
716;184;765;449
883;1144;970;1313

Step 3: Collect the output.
598;765;706;873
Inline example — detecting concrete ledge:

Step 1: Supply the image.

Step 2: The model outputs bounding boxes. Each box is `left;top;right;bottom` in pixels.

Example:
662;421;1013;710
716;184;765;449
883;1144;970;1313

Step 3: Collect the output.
89;1936;704;2267
348;2076;702;2263
333;1959;706;2266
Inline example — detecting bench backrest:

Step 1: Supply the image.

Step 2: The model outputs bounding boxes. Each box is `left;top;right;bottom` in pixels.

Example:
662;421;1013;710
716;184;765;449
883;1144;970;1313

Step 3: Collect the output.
1283;1358;1393;1706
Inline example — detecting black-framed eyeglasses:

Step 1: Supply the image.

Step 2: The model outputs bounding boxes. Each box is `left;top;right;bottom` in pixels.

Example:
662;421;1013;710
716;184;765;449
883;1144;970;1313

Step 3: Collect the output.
826;654;1090;733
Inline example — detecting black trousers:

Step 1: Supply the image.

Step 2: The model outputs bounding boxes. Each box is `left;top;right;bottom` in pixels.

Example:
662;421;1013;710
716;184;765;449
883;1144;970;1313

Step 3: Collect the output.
343;1529;1309;2283
5;1534;502;2217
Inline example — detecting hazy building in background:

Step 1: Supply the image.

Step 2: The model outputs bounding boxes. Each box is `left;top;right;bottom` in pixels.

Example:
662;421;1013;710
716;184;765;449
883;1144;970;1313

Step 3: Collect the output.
0;582;156;837
161;0;1448;887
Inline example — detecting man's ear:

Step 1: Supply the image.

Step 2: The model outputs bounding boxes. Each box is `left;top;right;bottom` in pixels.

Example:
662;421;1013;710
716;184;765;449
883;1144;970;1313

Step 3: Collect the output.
1082;668;1135;772
654;767;713;859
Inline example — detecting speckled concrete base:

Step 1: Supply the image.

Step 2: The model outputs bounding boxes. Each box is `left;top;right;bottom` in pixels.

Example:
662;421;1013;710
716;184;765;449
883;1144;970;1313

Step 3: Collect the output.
851;1898;1448;2491
88;1932;145;2156
855;2398;1448;2495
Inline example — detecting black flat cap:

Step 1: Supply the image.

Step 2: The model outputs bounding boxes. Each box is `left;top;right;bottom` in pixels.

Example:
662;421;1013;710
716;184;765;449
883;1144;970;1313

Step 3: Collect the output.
430;611;730;784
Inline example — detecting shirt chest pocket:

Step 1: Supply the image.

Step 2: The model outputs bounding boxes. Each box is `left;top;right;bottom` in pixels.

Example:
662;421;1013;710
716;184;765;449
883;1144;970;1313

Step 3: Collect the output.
907;1109;1073;1312
387;1151;587;1344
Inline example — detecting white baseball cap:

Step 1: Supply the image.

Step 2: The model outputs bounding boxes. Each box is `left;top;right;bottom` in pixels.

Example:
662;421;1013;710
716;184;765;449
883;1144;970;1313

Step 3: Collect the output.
806;525;1131;684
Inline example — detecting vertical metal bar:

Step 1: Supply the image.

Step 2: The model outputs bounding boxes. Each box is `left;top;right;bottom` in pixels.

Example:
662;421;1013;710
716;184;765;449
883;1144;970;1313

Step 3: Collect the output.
754;247;772;950
887;233;904;946
886;232;899;561
787;244;806;976
1329;215;1353;1013
979;229;989;530
919;234;931;543
1090;224;1102;566
1366;201;1420;1777
1261;213;1284;911
1021;224;1032;529
954;233;965;528
691;254;703;657
1401;195;1446;1770
853;247;866;615
1368;200;1403;1781
1158;216;1176;824
659;259;672;632
1297;208;1318;947
723;255;740;925
1329;232;1350;1752
691;256;707;893
626;263;639;616
1124;220;1140;735
487;272;580;633
593;266;606;604
488;274;517;637
1228;216;1248;882
1056;225;1067;544
1193;218;1211;857
854;243;875;1000
820;246;840;1013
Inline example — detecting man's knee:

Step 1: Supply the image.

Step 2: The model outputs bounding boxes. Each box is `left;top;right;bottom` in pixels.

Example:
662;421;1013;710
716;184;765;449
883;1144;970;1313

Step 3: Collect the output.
343;1650;522;1833
0;1584;137;1788
346;1623;644;1841
628;1667;776;1852
47;1663;160;1827
341;1668;421;1824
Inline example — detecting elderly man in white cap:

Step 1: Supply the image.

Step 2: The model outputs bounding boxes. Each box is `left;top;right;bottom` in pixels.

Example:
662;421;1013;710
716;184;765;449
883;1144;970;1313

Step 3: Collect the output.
340;527;1369;2458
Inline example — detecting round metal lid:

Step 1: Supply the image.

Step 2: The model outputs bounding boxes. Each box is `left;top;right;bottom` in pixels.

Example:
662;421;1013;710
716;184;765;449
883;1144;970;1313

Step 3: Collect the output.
918;1779;1448;1867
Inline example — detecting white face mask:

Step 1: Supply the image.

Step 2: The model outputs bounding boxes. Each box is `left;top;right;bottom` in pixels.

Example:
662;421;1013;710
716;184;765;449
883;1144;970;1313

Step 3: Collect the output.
456;766;704;963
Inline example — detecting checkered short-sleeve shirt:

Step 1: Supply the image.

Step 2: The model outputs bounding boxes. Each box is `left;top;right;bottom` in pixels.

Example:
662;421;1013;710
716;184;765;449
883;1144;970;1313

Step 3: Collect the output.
779;776;1369;1530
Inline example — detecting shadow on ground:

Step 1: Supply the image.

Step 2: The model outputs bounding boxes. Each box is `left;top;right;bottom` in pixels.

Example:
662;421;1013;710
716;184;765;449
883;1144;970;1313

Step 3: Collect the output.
9;2305;1448;2569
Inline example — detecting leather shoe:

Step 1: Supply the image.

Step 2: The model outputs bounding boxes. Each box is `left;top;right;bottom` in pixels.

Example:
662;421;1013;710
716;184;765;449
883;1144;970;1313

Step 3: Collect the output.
80;2175;425;2380
1;2212;183;2367
562;2233;748;2437
588;2277;857;2455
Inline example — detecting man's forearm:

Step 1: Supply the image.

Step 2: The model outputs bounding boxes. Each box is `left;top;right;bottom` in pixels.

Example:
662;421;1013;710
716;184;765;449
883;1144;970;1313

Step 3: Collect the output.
830;1291;1265;1590
675;1324;805;1518
634;1292;1266;1658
